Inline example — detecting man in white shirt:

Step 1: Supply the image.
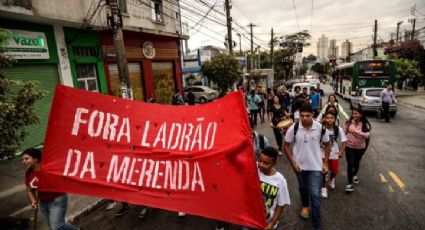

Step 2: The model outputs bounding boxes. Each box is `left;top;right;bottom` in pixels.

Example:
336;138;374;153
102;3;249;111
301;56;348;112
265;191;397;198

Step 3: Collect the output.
284;103;331;230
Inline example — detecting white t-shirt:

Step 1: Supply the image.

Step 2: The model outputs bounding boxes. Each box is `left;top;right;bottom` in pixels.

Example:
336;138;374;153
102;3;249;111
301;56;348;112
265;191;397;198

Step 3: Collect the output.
258;169;291;221
321;127;347;160
284;120;330;171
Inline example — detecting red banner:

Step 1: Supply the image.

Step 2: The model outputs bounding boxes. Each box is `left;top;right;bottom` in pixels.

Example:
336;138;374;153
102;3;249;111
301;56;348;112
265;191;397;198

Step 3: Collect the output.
40;85;266;228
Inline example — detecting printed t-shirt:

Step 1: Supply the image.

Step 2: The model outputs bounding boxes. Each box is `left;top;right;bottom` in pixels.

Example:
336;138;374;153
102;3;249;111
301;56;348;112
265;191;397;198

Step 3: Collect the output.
258;169;291;221
321;127;347;159
25;170;64;201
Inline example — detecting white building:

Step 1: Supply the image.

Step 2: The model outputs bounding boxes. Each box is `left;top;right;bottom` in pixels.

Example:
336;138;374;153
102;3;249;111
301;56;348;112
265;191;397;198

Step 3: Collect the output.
329;39;339;58
341;40;353;60
317;34;329;60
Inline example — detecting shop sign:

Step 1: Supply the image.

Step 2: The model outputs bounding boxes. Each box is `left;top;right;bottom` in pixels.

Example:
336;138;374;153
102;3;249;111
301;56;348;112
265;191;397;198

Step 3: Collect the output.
142;41;155;59
5;29;49;59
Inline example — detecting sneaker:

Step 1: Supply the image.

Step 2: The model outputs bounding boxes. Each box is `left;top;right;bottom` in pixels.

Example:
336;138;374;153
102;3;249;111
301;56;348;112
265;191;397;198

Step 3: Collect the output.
345;184;354;193
278;151;283;156
106;201;117;210
178;212;186;218
329;178;336;189
115;205;130;216
321;187;328;199
300;207;309;219
139;207;148;219
353;176;360;184
215;222;224;230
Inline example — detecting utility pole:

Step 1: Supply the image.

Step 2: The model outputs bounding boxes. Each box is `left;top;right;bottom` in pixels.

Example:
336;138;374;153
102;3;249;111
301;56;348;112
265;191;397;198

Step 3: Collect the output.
270;28;274;69
410;18;416;40
373;19;377;60
249;23;255;71
106;0;132;99
257;46;260;69
225;0;233;54
396;21;403;43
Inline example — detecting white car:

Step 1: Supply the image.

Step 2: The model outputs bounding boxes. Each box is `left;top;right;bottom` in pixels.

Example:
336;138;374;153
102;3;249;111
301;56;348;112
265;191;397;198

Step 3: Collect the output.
350;88;397;116
183;86;219;103
290;83;313;97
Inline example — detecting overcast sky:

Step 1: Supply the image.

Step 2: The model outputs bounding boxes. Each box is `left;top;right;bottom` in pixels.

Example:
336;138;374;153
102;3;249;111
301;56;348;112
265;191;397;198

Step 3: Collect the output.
182;0;425;56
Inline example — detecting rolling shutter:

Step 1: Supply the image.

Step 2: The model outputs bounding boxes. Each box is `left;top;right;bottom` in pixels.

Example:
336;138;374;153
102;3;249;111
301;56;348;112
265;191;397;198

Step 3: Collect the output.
2;65;60;150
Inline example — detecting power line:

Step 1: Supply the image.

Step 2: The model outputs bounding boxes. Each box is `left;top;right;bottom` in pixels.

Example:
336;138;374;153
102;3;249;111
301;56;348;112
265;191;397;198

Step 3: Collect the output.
292;0;301;31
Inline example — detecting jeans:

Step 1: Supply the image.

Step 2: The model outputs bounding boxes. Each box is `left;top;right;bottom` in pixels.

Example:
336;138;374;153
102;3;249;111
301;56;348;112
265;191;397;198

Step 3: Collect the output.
39;194;79;230
382;101;390;122
272;127;283;151
296;171;323;230
345;147;366;184
250;109;259;126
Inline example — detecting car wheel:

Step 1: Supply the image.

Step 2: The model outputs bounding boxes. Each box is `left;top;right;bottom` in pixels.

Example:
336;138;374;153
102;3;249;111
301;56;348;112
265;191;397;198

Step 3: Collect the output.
199;97;207;104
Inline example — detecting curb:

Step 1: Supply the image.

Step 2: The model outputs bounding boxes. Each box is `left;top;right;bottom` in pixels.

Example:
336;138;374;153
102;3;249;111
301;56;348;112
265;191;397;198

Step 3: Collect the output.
68;199;107;224
398;100;425;110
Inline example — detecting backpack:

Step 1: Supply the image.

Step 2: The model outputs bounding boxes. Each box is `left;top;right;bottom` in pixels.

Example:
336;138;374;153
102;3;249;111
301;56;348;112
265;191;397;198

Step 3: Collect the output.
293;121;327;143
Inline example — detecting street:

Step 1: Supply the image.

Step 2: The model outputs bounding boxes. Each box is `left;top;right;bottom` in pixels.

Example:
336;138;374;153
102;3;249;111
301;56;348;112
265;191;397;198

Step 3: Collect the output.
72;85;425;230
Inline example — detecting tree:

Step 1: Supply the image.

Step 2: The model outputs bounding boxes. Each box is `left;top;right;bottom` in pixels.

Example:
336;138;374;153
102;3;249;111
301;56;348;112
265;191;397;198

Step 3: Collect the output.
201;53;242;93
311;62;330;75
385;40;425;80
0;29;45;159
394;58;423;80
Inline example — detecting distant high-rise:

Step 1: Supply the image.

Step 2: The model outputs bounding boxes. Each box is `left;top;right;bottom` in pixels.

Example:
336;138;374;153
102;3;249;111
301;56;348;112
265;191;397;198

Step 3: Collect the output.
329;39;339;58
317;35;329;60
341;40;353;60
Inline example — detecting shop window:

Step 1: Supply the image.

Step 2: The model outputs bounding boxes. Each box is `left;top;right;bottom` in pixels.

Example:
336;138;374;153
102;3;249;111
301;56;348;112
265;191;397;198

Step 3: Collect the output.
152;62;175;104
151;0;164;23
76;64;99;92
73;47;97;57
108;63;145;101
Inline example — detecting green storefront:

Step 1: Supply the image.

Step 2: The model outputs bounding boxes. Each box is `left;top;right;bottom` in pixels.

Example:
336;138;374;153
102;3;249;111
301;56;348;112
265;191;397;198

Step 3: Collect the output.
64;28;107;94
0;19;60;151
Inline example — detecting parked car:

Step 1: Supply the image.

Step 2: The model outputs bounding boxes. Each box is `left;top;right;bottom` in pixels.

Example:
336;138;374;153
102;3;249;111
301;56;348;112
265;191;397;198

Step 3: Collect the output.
183;86;219;104
290;82;313;97
350;88;397;116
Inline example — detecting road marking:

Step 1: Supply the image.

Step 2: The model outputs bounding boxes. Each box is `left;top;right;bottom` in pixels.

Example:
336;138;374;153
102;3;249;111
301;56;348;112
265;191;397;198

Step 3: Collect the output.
388;185;394;192
0;184;25;199
388;171;408;194
379;173;388;183
10;205;32;217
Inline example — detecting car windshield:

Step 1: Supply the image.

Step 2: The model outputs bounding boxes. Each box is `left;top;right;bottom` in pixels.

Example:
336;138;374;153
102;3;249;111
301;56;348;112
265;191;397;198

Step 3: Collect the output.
366;89;382;97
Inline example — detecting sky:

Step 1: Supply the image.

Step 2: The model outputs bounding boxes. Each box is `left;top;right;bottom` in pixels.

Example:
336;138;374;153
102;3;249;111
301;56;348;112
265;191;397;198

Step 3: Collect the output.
181;0;425;56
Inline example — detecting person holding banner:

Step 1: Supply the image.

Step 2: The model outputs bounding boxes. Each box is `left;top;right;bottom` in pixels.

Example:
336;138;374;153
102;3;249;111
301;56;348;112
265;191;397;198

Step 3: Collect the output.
21;148;80;230
283;103;331;230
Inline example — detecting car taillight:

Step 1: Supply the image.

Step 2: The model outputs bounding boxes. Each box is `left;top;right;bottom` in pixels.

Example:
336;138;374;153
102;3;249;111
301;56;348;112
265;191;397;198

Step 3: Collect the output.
363;97;368;103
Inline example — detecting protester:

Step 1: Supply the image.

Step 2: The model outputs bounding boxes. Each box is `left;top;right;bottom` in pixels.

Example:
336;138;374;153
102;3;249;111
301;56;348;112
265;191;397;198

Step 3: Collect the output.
251;120;271;159
321;94;349;120
309;86;321;118
316;105;339;125
320;112;347;199
172;90;185;105
284;103;331;230
246;89;261;126
344;107;371;193
301;87;309;102
257;89;266;123
266;88;275;114
268;95;288;155
277;87;291;110
21;148;80;230
316;83;325;98
380;83;397;123
292;98;305;123
187;89;196;105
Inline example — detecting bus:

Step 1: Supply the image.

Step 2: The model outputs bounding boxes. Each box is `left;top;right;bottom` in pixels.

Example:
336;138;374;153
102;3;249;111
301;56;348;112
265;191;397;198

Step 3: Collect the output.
333;60;396;99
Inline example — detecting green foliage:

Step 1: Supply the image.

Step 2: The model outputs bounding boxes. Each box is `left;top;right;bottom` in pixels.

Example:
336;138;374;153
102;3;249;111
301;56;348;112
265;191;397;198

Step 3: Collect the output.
0;28;46;159
311;62;330;75
393;58;423;80
201;53;242;93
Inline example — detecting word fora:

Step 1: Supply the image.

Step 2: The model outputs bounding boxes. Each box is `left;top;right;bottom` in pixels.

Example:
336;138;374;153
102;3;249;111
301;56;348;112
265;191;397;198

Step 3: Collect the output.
71;108;218;151
62;149;205;192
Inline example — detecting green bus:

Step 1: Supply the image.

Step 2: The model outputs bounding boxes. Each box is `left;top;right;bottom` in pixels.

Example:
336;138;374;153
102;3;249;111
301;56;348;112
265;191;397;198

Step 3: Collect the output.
333;60;396;99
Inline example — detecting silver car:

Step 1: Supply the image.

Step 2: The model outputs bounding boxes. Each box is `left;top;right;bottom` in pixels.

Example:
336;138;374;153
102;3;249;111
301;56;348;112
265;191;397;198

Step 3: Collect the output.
183;86;219;104
350;88;397;116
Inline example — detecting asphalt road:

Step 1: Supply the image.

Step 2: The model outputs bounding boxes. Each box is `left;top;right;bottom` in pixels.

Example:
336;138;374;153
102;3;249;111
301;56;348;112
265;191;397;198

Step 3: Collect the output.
74;85;425;230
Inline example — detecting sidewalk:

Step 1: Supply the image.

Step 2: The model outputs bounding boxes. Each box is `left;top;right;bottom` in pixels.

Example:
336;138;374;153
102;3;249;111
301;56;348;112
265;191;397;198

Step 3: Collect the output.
0;158;103;229
395;88;425;110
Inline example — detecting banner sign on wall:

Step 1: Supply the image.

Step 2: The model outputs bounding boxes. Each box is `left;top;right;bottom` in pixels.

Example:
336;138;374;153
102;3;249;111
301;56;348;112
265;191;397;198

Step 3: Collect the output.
40;85;267;228
5;29;49;59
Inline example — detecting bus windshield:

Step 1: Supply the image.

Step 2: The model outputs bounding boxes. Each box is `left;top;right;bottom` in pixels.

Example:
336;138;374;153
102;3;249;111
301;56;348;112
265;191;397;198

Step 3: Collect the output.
358;61;390;77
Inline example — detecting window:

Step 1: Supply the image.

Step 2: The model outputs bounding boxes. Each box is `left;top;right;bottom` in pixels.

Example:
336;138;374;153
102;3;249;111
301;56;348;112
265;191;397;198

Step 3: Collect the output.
118;0;128;13
151;0;164;23
108;63;145;101
76;64;99;92
152;62;175;104
366;89;382;97
73;47;97;57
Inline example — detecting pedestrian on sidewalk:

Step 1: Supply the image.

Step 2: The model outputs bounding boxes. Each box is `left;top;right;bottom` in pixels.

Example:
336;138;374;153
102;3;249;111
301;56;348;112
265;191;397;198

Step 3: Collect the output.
320;112;347;199
268;95;289;155
21;148;80;230
380;83;397;123
344;107;371;193
283;103;331;230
